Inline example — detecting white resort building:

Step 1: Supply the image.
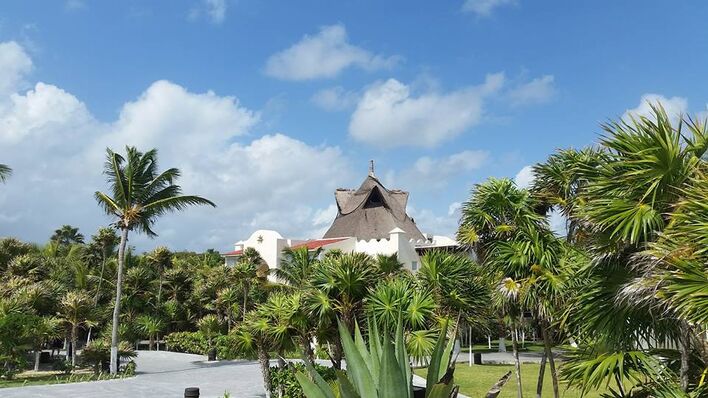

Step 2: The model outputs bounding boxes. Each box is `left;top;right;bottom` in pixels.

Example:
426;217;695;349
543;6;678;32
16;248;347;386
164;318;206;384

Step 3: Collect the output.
222;162;459;273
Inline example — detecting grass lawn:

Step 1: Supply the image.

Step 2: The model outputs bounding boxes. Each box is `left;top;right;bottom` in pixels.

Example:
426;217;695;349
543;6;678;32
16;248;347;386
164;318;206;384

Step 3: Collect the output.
415;363;606;398
461;341;546;354
0;370;127;388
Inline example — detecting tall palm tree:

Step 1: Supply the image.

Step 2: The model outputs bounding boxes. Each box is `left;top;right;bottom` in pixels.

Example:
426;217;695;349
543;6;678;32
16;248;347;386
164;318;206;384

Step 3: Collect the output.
0;163;11;183
51;225;85;246
457;178;562;398
59;290;94;366
94;146;215;374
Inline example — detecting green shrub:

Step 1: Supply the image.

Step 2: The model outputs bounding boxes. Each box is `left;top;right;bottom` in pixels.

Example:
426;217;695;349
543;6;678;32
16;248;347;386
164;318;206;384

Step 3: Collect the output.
165;331;244;360
269;363;337;398
165;331;208;354
82;340;137;374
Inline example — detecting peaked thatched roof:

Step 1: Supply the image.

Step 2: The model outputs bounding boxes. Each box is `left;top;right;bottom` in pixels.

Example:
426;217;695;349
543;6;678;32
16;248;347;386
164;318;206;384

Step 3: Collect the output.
323;174;425;241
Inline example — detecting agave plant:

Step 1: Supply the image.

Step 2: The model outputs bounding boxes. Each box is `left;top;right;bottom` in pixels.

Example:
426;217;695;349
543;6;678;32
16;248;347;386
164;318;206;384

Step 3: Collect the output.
296;318;459;398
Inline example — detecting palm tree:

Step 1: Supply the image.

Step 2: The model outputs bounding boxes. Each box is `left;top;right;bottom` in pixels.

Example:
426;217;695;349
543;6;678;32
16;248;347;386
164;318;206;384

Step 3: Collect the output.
536;105;708;394
94;146;215;374
59;290;94;366
30;316;62;371
232;247;267;322
457;178;563;398
197;314;222;359
0;163;11;183
274;246;321;288
85;227;119;344
136;315;165;351
51;225;85;246
307;252;378;369
146;246;172;307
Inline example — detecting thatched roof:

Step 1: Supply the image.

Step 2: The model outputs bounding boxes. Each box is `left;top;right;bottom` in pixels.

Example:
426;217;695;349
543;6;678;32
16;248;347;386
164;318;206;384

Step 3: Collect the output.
323;174;425;241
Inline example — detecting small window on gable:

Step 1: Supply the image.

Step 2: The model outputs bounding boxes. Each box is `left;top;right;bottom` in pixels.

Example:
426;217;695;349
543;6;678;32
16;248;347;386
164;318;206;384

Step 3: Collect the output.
411;261;418;271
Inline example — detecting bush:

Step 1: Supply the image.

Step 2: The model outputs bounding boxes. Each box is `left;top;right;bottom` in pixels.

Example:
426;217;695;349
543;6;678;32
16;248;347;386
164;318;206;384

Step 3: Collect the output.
268;363;337;398
164;331;244;360
82;340;137;374
165;331;208;355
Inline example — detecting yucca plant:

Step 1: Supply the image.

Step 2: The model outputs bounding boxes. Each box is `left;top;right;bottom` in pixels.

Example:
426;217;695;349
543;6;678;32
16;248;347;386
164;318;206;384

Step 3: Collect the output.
295;318;458;398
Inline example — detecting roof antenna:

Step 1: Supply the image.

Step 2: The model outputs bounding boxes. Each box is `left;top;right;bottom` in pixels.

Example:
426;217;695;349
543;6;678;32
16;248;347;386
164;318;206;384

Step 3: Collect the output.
369;159;375;177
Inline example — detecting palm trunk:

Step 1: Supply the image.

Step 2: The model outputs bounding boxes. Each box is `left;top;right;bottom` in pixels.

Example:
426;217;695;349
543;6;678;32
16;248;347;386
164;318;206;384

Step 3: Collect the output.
511;328;523;398
71;325;78;367
110;227;129;375
34;350;41;371
535;351;546;398
257;345;272;398
242;285;249;322
679;323;691;391
303;333;315;363
542;325;559;398
149;335;155;351
331;338;343;370
88;248;109;345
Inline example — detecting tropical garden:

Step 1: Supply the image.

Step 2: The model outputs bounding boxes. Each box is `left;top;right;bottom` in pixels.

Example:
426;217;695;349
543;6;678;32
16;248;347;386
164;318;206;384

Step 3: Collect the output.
0;105;706;397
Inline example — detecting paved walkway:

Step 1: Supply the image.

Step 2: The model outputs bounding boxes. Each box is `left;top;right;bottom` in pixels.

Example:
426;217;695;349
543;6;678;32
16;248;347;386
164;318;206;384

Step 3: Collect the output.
2;351;267;398
1;350;501;397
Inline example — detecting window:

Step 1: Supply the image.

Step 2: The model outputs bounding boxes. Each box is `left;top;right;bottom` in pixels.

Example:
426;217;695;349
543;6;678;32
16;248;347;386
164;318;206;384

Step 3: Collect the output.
411;261;418;271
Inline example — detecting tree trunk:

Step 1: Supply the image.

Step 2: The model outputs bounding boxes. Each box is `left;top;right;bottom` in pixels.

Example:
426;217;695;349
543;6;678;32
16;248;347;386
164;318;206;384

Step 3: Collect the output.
535;351;546;398
71;325;78;367
511;328;523;398
330;338;343;370
542;325;559;398
110;227;129;375
34;350;41;371
258;346;272;398
149;335;155;351
242;285;249;323
679;323;691;391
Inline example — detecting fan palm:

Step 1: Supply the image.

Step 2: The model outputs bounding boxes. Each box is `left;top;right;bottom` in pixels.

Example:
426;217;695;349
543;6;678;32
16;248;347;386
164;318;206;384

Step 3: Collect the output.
94;146;215;374
0;163;11;183
275;246;321;288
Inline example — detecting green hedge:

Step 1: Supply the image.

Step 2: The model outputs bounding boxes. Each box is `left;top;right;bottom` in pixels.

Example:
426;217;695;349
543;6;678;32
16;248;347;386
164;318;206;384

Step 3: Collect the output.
164;331;242;359
269;363;338;398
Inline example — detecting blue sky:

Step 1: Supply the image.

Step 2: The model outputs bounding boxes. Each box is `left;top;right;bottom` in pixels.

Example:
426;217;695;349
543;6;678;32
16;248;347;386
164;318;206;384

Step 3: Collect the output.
1;0;707;251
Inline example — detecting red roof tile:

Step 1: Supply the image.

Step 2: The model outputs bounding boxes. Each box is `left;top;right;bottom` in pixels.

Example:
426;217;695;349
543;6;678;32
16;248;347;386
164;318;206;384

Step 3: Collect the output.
222;249;243;256
291;237;348;251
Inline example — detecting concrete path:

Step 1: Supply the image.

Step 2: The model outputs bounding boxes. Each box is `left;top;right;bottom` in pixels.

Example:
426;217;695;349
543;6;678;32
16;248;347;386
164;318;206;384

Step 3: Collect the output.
1;350;473;398
456;350;546;365
2;351;267;398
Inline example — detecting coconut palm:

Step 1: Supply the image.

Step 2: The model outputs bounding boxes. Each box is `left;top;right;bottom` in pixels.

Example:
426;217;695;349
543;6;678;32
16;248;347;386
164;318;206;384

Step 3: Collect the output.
0;163;11;183
59;290;94;366
94;146;215;374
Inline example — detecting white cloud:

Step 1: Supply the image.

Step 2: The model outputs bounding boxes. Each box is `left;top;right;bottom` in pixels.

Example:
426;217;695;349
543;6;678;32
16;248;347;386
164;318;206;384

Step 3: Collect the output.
408;204;460;237
514;165;534;188
311;86;359;111
548;209;567;237
462;0;516;16
508;75;556;106
189;0;227;24
265;24;399;81
385;150;489;191
0;41;33;96
349;74;504;148
448;202;462;216
624;93;688;121
0;41;352;252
